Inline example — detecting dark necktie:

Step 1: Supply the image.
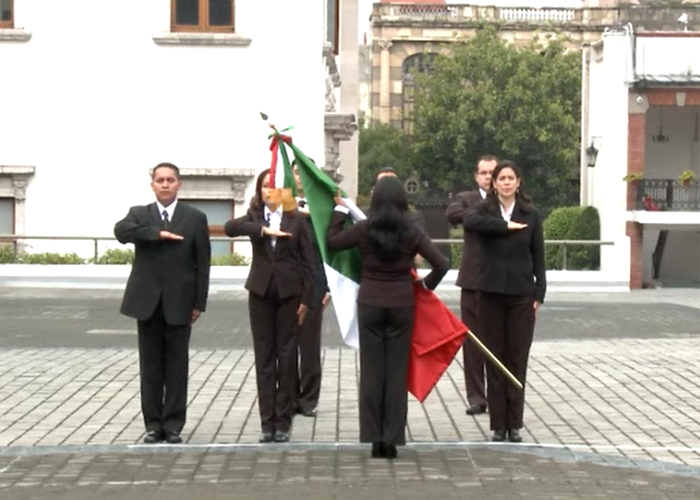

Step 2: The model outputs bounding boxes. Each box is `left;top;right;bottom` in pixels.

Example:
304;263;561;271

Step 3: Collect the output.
162;210;169;229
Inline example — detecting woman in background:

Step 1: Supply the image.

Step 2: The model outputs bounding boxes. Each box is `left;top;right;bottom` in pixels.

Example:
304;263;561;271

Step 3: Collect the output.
224;168;313;444
326;176;449;459
463;160;546;443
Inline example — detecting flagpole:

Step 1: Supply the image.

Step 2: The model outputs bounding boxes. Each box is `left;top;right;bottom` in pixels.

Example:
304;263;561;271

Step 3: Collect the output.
467;329;523;390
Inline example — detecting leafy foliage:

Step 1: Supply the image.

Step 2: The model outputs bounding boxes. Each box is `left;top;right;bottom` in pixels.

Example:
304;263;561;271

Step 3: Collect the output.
544;206;600;270
358;122;415;197
411;26;581;207
97;248;134;264
211;252;250;266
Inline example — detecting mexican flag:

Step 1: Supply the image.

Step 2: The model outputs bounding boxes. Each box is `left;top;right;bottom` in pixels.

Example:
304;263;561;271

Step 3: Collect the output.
290;143;468;402
290;143;364;349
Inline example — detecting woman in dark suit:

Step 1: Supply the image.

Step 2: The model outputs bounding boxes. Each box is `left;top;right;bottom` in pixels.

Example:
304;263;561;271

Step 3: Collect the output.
326;176;449;459
224;168;314;444
463;160;546;443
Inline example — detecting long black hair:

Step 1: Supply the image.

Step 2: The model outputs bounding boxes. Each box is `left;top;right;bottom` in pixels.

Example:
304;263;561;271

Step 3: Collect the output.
366;176;412;262
483;160;533;213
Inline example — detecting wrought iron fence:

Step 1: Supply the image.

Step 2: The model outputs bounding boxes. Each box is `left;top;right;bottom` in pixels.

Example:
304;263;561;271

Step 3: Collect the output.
635;179;700;211
0;235;614;271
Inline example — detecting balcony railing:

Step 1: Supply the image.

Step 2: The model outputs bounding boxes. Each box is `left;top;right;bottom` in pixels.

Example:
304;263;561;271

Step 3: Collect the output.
371;3;618;27
634;179;700;211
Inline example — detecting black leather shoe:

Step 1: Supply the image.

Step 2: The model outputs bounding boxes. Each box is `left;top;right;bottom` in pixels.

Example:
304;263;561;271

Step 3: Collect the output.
491;430;506;442
259;432;274;443
466;404;487;416
300;408;317;418
143;430;163;444
371;442;386;458
274;430;290;443
385;444;398;459
508;429;522;443
165;432;183;444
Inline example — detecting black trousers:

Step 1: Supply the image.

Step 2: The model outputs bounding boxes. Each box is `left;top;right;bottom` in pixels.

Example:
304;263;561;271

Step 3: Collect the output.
357;304;413;446
248;280;300;433
296;305;323;411
137;300;191;435
460;289;487;407
477;291;535;431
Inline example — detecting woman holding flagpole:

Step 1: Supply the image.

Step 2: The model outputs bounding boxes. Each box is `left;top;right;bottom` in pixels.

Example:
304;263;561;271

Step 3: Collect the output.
224;168;314;444
463;160;546;443
327;176;449;459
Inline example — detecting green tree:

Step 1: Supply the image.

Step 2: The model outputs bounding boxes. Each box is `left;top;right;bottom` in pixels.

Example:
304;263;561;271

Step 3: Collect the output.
358;122;414;198
411;26;581;208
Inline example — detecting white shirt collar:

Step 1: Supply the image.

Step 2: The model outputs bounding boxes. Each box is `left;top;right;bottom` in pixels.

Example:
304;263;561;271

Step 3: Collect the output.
264;204;283;219
500;201;515;222
156;199;178;220
479;188;487;199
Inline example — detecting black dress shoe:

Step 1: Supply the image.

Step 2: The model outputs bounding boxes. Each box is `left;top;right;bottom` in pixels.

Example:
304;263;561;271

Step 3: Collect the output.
274;430;290;443
491;430;506;442
385;444;398;459
300;408;317;418
143;430;163;444
466;404;487;416
508;429;522;443
371;442;386;458
259;432;274;443
165;432;183;444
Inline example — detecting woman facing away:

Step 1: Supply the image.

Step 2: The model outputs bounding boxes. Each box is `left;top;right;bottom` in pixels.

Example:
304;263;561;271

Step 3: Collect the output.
462;160;546;443
224;168;314;444
326;176;449;459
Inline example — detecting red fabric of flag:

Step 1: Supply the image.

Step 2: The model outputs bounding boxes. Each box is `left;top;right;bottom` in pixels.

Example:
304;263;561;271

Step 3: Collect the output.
407;282;468;402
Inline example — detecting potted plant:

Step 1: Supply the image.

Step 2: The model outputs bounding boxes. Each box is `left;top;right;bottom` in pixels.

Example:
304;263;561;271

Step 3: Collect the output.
622;173;644;185
678;170;696;187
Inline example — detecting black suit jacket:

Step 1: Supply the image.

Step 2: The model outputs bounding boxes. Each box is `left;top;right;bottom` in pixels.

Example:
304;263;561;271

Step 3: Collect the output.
446;190;483;290
300;213;329;310
224;207;314;306
115;202;211;325
463;200;546;303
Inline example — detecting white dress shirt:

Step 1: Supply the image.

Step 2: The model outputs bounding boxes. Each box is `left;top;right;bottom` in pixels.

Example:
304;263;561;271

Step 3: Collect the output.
264;204;283;248
500;201;515;222
479;188;487;199
156;199;178;223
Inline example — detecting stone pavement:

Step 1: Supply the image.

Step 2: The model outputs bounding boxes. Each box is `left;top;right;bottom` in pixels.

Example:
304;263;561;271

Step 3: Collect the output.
1;287;700;498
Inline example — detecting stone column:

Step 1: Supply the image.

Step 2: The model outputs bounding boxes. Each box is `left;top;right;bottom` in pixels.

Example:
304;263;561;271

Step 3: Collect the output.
378;39;392;124
338;0;360;199
627;92;648;289
11;178;27;236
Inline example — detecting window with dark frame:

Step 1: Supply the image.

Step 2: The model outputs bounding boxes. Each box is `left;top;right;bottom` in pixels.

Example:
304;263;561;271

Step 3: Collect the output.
401;53;437;134
172;0;234;33
0;0;13;28
179;199;235;257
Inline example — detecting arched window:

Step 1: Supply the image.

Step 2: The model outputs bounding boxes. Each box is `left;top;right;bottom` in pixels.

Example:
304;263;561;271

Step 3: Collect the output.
401;53;436;134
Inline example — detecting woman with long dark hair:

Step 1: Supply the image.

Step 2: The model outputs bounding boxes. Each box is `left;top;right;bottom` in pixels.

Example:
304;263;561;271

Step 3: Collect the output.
463;160;546;443
326;176;449;459
224;168;314;444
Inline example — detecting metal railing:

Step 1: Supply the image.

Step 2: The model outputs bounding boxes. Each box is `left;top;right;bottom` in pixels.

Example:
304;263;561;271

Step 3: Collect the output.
434;239;613;271
635;179;700;211
0;235;249;264
0;235;614;270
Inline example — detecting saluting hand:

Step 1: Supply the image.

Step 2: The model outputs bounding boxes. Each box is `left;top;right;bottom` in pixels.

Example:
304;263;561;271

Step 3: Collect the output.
159;230;184;240
262;226;292;238
507;221;528;230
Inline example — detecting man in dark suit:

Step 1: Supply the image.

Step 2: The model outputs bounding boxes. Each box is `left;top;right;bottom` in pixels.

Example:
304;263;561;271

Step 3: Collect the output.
292;162;330;418
115;162;211;444
445;154;498;416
